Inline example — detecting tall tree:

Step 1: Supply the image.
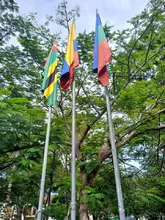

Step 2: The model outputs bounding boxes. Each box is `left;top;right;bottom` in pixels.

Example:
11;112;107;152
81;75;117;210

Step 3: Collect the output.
1;0;165;219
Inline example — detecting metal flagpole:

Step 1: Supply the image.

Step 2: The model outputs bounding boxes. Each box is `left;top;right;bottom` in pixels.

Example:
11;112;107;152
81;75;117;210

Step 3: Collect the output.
105;86;125;220
37;106;52;220
71;77;76;220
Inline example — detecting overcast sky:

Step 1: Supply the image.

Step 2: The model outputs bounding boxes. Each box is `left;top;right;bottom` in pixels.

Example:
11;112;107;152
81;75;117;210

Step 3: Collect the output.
16;0;148;36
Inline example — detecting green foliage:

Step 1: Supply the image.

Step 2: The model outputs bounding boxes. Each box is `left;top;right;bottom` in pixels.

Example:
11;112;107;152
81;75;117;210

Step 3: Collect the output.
1;0;165;219
43;203;68;219
123;176;165;219
0;0;19;44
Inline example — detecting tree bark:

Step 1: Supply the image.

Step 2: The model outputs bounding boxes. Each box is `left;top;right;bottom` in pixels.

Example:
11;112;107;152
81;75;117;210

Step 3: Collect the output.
80;189;89;220
80;202;89;220
79;166;89;220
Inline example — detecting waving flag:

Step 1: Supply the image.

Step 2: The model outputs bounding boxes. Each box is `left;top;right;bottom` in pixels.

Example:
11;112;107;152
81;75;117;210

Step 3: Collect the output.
42;42;58;106
60;21;79;91
93;12;112;86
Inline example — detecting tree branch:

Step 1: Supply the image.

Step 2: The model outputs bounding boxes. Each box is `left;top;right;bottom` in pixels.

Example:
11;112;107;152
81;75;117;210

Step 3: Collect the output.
0;31;11;41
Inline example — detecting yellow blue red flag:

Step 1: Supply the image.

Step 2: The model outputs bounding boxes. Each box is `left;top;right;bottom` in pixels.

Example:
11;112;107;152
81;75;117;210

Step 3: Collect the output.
60;21;79;91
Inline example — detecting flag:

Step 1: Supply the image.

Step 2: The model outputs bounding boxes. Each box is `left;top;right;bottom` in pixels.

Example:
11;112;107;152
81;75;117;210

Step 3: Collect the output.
60;21;79;91
93;12;112;86
42;41;58;106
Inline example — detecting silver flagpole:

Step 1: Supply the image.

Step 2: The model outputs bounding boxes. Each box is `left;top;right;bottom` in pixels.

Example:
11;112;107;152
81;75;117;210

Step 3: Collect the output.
37;106;52;220
105;86;125;220
71;77;76;220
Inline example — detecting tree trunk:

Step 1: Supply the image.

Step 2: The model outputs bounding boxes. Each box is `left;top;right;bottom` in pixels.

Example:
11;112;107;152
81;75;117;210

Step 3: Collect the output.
79;166;89;220
78;144;110;220
80;188;89;220
80;202;89;220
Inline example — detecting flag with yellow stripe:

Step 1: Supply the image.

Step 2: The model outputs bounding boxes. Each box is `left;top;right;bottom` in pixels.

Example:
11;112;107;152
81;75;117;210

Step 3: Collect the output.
42;41;58;106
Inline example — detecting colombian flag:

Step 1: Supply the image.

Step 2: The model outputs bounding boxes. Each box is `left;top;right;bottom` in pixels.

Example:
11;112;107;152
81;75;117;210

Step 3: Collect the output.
93;12;112;86
42;42;58;106
60;21;79;91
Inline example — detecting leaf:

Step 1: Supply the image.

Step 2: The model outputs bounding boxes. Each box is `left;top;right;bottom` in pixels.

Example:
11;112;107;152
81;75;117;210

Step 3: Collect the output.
48;144;57;150
20;159;30;166
27;147;40;153
0;89;11;96
8;97;29;104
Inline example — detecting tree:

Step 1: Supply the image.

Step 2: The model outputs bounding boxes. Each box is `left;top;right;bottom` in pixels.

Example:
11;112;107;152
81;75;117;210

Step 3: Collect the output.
74;0;165;218
1;0;165;219
0;0;19;44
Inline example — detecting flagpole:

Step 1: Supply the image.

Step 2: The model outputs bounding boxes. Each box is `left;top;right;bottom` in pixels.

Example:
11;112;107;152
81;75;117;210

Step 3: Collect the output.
71;77;76;220
105;86;125;220
37;106;52;220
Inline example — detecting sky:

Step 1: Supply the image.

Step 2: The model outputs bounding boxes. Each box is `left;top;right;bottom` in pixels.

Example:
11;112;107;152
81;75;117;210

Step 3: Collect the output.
15;0;149;36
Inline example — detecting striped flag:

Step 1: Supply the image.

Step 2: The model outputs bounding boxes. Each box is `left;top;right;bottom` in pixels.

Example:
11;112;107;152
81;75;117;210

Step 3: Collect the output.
93;12;112;86
42;42;58;106
60;21;79;91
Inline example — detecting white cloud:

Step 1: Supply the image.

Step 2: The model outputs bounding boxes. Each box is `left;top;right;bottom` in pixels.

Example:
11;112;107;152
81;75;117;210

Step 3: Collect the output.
16;0;148;35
